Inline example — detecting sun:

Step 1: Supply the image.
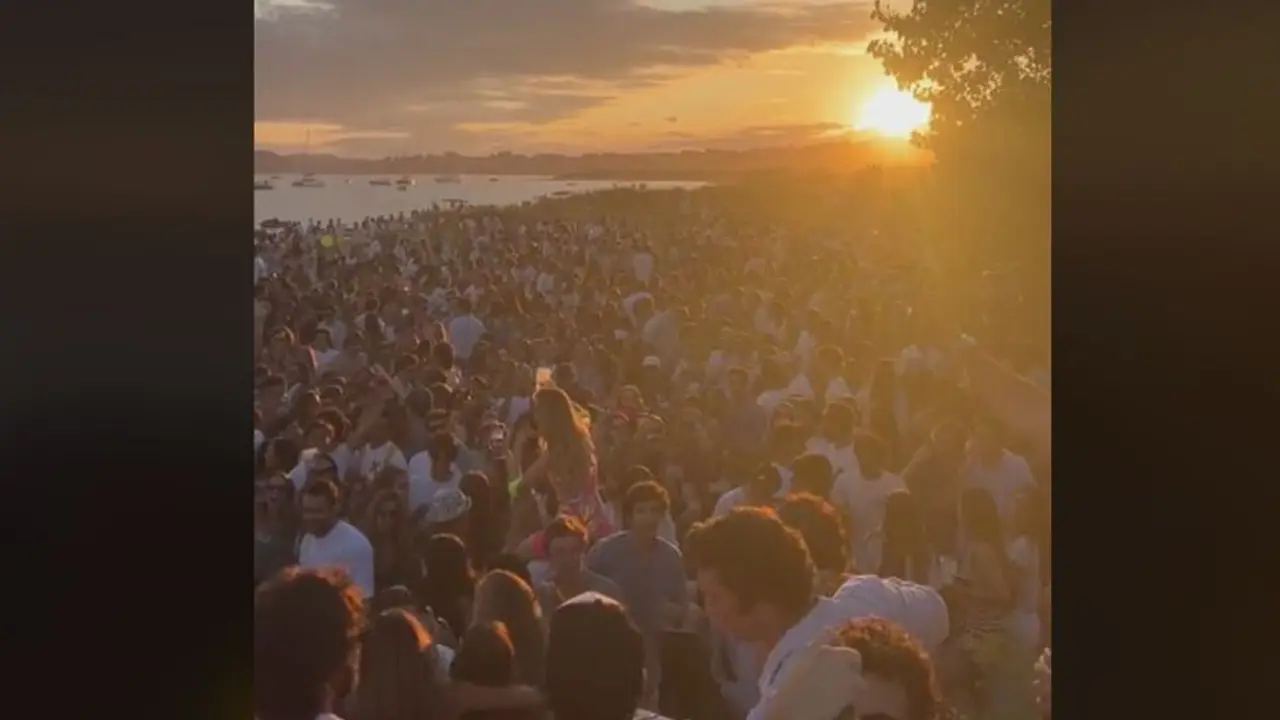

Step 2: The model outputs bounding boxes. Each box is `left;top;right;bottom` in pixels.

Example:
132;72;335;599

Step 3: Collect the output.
854;86;931;138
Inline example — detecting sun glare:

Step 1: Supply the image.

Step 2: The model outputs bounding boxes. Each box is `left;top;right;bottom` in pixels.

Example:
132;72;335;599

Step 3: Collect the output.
854;86;931;138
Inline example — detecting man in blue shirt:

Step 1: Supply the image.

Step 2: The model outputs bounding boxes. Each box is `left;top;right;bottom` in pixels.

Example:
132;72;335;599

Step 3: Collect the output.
588;481;690;710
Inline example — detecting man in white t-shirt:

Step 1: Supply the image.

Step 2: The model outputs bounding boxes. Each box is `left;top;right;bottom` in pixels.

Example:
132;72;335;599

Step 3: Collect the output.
298;478;375;598
351;410;408;484
310;327;342;373
783;345;854;405
806;402;863;511
407;432;464;513
632;245;655;286
686;510;948;720
846;432;906;573
964;417;1036;528
446;296;486;362
713;424;801;516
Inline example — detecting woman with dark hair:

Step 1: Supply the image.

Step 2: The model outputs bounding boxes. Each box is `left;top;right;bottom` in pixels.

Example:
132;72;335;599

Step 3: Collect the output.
459;471;500;572
472;570;546;688
418;533;475;645
360;489;424;594
878;490;941;587
863;358;906;471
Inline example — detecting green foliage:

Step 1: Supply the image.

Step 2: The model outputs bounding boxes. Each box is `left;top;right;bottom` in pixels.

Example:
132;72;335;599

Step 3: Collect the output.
868;0;1052;355
868;0;1050;166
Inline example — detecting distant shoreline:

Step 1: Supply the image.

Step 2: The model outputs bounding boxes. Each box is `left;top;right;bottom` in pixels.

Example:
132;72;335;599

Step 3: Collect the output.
253;169;716;183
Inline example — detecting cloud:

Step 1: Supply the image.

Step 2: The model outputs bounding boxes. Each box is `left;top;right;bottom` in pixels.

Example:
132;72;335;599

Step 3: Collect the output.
255;0;879;151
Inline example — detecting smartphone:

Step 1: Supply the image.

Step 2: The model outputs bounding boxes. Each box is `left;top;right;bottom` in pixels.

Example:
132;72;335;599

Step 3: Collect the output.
535;366;553;390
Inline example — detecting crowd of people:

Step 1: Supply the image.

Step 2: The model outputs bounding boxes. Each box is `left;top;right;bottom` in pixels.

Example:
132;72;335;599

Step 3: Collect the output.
253;187;1052;720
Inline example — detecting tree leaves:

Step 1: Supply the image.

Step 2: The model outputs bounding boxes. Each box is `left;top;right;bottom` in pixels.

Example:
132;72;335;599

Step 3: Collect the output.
869;0;1050;165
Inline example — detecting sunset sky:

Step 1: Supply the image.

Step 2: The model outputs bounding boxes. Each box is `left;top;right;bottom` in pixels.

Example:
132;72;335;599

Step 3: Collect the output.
254;0;927;156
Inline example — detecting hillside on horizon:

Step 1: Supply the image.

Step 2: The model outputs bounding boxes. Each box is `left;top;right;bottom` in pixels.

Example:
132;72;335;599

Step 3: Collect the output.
254;138;932;181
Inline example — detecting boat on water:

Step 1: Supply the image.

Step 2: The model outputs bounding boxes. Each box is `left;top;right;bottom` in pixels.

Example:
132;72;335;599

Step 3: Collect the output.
291;129;326;188
551;190;573;198
395;176;415;188
370;178;393;186
254;180;274;191
435;174;462;184
488;177;499;182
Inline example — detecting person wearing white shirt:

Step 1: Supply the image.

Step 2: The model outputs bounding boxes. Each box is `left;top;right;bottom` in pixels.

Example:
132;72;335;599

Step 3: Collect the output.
310;328;341;373
963;417;1036;530
687;509;948;720
783;345;855;405
632;247;655;286
621;290;654;325
446;297;487;361
713;425;801;516
806;402;863;511
407;433;464;513
357;434;408;484
846;432;907;573
297;478;376;599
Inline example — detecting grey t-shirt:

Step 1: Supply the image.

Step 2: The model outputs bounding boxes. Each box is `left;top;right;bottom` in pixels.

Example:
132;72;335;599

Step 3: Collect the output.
536;571;625;615
587;531;688;635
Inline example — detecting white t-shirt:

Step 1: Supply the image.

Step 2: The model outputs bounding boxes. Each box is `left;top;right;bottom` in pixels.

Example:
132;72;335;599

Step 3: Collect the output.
407;452;463;512
289;445;355;491
845;472;907;572
747;574;949;720
503;396;532;427
632;251;655;285
806;438;863;494
313;347;341;371
712;465;793;517
358;441;408;481
784;374;854;403
756;389;788;414
299;520;376;598
447;314;487;361
965;449;1035;528
622;292;654;323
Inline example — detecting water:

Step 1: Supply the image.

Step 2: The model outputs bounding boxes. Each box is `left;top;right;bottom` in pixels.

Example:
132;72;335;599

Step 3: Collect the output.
254;174;705;223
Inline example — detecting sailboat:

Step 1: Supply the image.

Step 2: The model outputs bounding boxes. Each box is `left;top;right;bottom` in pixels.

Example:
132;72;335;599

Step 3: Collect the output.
291;128;326;188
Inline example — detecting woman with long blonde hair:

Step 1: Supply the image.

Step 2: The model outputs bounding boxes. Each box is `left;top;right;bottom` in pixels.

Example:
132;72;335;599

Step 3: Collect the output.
513;387;613;542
